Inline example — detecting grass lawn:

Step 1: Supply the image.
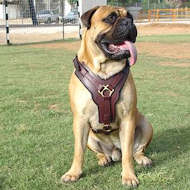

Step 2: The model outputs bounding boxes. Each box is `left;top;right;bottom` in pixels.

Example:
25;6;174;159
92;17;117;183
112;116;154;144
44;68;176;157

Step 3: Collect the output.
0;35;190;190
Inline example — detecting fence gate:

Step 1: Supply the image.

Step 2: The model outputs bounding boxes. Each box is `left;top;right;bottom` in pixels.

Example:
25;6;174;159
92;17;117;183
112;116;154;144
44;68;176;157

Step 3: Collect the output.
0;0;80;45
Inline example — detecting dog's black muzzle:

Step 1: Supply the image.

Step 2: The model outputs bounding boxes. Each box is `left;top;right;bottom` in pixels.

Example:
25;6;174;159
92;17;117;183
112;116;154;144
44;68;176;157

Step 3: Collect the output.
95;16;137;60
104;17;137;44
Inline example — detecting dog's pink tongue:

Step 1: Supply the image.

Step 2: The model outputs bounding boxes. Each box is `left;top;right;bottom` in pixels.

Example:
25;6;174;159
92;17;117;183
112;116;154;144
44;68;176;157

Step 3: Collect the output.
123;41;137;66
109;41;137;66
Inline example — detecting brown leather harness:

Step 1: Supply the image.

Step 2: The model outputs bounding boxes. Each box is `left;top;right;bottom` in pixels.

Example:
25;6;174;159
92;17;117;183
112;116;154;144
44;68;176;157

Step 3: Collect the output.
73;56;130;134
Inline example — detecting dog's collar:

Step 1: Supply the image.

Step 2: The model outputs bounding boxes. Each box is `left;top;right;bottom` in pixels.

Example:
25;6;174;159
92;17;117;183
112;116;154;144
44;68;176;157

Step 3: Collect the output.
73;56;130;132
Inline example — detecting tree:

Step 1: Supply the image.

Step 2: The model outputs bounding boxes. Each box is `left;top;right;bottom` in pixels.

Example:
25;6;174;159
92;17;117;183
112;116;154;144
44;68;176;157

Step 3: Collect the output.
68;0;78;5
108;0;139;6
164;0;186;8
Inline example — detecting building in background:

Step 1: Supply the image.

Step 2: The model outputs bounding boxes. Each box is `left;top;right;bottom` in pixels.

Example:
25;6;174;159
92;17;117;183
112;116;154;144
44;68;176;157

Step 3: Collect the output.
79;0;107;15
0;0;72;20
0;0;20;19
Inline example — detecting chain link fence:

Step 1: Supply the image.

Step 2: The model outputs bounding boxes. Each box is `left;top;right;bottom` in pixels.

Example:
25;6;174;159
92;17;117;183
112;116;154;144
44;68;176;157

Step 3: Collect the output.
0;0;190;44
0;0;79;44
108;0;190;20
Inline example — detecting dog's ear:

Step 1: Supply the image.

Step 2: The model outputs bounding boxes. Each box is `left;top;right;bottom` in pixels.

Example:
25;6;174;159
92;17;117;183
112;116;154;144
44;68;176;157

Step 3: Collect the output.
127;11;134;22
81;6;99;29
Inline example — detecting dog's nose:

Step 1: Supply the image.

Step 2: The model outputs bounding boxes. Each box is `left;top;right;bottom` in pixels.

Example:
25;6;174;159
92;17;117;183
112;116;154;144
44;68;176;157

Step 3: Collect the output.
120;18;129;25
120;18;132;26
116;18;132;33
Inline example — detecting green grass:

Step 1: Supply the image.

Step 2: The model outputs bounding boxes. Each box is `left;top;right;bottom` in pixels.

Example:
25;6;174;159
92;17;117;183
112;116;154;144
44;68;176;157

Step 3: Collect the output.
0;34;190;190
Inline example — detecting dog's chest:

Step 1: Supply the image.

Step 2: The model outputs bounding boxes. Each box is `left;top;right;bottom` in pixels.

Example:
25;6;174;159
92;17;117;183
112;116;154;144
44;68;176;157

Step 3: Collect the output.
73;71;135;131
83;85;133;131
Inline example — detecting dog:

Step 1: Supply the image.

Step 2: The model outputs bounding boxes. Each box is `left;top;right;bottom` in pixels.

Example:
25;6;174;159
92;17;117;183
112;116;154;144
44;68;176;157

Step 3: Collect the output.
61;6;153;188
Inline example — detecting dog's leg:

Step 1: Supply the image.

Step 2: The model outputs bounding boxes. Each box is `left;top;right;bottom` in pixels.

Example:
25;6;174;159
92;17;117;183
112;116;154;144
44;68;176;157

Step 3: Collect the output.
61;115;89;182
134;112;153;167
87;132;112;166
120;110;139;187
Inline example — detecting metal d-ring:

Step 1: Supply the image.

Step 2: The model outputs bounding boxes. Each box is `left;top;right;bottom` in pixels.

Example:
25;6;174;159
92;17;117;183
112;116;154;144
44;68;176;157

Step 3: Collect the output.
98;84;114;97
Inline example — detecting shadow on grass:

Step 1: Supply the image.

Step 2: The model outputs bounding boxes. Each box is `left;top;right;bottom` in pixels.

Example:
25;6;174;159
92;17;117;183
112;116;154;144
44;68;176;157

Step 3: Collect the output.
84;126;190;176
0;176;6;189
150;126;190;164
83;160;118;178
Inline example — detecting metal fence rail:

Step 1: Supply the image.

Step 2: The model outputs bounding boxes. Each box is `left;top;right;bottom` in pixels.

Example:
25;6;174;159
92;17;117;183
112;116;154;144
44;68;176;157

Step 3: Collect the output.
148;7;190;21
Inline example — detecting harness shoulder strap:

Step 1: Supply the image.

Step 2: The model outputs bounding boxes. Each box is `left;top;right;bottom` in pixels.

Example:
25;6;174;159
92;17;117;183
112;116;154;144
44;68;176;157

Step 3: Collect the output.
73;56;130;126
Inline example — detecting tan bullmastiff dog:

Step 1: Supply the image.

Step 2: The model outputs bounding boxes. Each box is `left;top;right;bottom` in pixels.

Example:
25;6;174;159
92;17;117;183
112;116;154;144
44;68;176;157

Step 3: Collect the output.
61;6;153;188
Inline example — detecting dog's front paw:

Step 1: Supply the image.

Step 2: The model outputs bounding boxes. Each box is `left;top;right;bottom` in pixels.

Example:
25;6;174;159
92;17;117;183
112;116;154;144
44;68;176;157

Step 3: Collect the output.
61;171;81;183
122;173;139;188
134;155;152;167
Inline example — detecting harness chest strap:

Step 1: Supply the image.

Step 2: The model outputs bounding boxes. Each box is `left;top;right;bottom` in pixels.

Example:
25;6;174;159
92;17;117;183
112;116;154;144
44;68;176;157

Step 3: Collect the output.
73;56;130;127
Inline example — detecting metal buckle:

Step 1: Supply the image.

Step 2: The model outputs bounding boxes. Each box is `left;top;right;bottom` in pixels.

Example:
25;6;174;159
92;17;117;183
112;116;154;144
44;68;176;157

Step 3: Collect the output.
103;124;112;131
98;85;114;97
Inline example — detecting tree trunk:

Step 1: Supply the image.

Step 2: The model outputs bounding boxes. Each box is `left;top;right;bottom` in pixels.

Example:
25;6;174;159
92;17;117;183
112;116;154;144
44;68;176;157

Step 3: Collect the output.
121;0;127;6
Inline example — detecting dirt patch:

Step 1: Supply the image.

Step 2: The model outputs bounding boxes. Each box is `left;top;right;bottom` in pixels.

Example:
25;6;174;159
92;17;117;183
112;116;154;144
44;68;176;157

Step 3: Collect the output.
137;42;190;59
1;32;78;45
32;41;81;51
158;62;190;68
2;23;189;45
48;104;61;112
29;23;190;64
137;23;190;36
31;41;190;60
166;91;179;97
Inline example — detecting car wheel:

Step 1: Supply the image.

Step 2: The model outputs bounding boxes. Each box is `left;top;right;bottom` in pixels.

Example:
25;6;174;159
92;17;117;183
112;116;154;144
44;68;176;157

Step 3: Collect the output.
56;17;59;23
47;18;51;24
74;19;77;24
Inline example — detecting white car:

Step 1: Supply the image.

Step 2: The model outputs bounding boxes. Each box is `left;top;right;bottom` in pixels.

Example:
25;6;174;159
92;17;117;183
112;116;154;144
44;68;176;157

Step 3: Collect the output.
59;11;79;24
37;10;59;24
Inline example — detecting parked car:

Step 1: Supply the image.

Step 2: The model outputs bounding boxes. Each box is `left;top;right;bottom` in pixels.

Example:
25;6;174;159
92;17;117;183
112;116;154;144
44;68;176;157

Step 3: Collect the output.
60;11;78;24
37;10;59;24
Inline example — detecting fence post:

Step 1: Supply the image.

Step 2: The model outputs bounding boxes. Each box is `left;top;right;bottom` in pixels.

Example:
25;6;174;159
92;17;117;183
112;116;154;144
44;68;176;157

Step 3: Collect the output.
153;9;156;21
61;0;65;40
185;7;188;18
3;0;10;45
172;9;176;21
180;8;182;18
172;9;174;21
148;10;151;22
156;9;159;21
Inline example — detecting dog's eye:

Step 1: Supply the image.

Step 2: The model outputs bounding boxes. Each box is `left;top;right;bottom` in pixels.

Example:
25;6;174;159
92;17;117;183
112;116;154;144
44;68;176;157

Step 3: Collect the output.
103;12;118;25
